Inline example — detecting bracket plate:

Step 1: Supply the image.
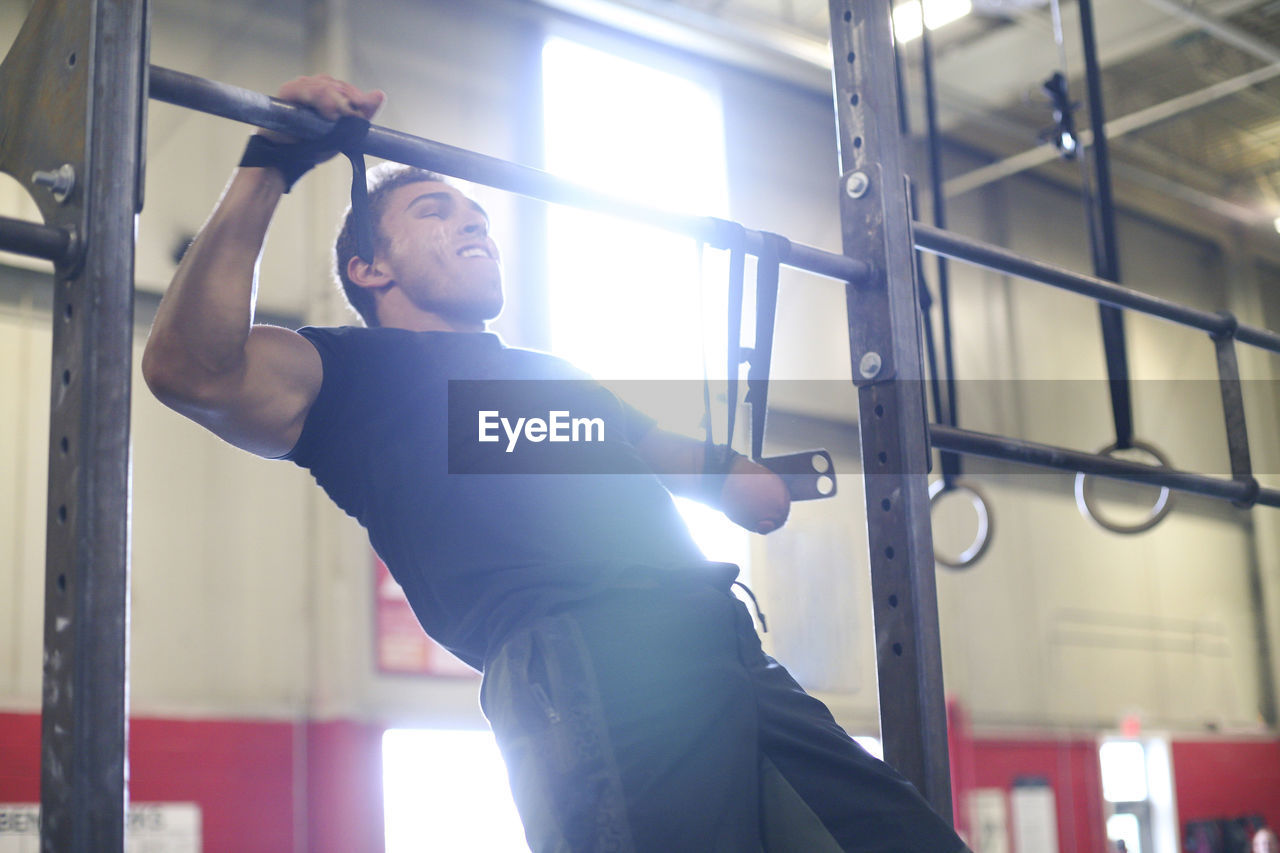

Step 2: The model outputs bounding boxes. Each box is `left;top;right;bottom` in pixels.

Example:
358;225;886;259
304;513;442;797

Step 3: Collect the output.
0;0;92;259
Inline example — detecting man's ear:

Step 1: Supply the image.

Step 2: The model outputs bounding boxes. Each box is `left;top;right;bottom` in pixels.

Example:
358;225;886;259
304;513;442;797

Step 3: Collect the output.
347;254;392;290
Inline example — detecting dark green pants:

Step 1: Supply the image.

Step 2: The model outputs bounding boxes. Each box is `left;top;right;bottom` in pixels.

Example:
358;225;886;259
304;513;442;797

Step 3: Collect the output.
481;576;968;853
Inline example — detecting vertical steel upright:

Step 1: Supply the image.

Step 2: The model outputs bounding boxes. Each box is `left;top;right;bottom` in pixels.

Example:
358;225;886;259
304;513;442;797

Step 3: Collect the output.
0;0;148;850
827;0;955;818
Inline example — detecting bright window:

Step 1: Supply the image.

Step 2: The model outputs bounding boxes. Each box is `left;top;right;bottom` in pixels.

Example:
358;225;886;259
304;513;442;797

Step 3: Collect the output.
382;729;527;852
1107;813;1143;853
1100;740;1149;803
542;37;747;569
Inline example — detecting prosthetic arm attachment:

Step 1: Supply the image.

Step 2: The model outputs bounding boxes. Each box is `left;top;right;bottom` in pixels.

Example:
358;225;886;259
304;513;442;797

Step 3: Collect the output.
707;219;837;503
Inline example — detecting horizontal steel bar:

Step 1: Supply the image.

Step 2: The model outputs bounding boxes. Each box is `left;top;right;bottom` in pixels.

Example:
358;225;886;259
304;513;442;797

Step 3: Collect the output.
149;65;867;284
930;424;1280;508
915;223;1280;356
0;215;70;262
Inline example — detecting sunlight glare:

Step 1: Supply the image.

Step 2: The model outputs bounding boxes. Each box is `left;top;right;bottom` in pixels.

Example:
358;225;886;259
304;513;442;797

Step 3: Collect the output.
542;37;748;568
893;0;973;42
383;729;528;853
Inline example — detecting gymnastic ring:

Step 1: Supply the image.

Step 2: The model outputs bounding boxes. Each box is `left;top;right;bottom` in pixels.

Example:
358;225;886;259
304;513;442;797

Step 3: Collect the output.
1073;440;1174;535
928;478;993;570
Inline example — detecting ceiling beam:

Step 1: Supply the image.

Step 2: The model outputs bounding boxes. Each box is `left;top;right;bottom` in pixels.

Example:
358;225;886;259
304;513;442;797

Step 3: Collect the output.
944;61;1280;199
941;0;1280;230
1135;0;1280;66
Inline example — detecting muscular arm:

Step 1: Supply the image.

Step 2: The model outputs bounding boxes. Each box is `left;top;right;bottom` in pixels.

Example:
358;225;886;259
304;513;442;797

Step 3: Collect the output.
635;428;791;534
142;76;383;458
142;167;320;457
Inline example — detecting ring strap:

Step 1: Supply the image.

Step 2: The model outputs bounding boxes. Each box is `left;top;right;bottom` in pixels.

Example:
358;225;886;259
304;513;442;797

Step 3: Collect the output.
746;232;788;461
714;218;747;454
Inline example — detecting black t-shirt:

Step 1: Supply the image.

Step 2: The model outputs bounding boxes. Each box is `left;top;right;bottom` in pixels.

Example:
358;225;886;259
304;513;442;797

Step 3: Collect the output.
284;326;705;668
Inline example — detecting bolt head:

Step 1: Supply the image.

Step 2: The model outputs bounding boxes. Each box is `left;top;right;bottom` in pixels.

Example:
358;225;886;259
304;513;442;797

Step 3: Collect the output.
846;171;870;199
31;164;76;204
859;351;882;378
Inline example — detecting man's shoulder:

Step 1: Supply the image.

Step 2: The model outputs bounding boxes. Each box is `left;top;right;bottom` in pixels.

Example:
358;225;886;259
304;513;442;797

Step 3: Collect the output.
295;324;440;359
295;324;403;344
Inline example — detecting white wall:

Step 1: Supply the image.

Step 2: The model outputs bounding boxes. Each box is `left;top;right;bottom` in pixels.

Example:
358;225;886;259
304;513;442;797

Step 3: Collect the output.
1;0;1278;742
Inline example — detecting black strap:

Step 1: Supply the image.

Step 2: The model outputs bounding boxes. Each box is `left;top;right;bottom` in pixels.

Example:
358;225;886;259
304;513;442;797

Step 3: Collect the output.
695;219;750;505
712;218;748;454
911;183;960;488
343;142;374;263
746;232;788;461
698;241;715;447
240;116;375;262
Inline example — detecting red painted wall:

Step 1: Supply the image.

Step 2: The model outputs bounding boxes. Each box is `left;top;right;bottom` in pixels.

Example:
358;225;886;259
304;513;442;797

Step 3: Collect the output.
306;720;386;853
0;712;386;853
1172;738;1280;832
968;738;1108;853
7;708;1277;853
129;717;299;852
948;702;1109;853
0;712;40;800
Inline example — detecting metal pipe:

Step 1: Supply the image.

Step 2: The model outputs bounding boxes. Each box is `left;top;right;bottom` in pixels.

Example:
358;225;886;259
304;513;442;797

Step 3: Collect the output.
930;425;1280;508
913;223;1280;355
148;65;869;284
0;215;71;262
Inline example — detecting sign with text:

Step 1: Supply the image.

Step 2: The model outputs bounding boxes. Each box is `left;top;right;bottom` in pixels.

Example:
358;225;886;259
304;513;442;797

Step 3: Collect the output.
374;555;475;678
0;803;200;852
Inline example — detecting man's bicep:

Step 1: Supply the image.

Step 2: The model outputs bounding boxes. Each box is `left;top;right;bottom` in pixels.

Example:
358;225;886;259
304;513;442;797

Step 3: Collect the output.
172;324;323;459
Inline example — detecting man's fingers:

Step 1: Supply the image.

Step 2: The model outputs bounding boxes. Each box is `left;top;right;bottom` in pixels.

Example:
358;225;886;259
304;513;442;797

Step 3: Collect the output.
275;76;385;122
354;89;386;120
335;81;386;119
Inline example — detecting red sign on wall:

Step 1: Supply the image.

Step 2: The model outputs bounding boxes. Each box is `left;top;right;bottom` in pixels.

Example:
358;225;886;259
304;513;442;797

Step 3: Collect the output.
373;555;476;678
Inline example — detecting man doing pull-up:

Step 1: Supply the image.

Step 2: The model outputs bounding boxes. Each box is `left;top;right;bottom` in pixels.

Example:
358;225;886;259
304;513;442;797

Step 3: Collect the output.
142;74;968;853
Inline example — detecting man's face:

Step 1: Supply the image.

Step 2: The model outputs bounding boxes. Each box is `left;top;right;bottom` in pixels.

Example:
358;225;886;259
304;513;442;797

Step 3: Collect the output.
1255;830;1280;853
375;180;503;324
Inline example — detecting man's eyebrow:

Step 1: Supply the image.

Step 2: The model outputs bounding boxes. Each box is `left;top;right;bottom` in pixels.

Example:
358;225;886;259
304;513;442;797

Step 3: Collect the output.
404;191;453;212
405;192;489;224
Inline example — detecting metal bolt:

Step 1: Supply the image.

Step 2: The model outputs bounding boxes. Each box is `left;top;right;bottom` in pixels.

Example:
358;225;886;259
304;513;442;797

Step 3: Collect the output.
32;164;76;204
859;351;882;379
846;171;870;199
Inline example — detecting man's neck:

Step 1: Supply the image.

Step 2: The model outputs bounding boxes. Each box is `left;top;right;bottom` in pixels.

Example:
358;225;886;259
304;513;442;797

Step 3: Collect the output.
377;304;486;333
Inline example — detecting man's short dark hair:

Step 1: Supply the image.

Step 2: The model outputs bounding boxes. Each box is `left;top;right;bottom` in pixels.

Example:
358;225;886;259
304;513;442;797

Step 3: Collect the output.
334;163;448;327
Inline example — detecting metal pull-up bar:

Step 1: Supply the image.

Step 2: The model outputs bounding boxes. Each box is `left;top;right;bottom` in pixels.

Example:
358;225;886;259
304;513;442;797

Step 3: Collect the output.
915;223;1280;354
931;425;1280;508
147;65;868;286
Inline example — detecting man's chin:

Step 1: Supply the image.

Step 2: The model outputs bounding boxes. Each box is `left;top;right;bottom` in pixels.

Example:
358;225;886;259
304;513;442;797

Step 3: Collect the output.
428;296;504;325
